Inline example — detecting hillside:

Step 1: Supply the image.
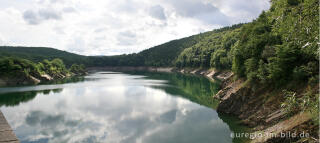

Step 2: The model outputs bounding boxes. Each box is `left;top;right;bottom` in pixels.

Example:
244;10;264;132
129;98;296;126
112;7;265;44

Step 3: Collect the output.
176;0;319;86
0;24;243;67
0;46;88;67
177;0;319;142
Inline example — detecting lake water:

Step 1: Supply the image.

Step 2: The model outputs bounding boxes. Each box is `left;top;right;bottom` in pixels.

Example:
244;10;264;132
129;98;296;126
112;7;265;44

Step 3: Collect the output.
0;72;246;143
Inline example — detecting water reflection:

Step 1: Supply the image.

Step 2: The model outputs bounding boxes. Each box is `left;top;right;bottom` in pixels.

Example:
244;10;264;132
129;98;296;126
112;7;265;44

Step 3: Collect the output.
126;72;221;109
0;89;63;107
0;72;242;143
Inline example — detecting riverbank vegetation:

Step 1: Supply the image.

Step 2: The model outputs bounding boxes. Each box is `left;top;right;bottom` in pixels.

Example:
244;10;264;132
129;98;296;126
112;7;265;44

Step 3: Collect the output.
176;0;318;86
0;57;86;86
176;0;319;128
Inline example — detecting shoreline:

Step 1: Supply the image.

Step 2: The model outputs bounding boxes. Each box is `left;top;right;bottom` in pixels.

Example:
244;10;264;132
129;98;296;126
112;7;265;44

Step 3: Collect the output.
87;66;319;142
176;68;318;142
0;72;87;87
1;66;318;142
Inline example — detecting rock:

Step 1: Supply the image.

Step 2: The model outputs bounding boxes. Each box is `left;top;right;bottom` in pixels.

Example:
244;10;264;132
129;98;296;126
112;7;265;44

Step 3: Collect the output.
155;67;173;72
215;77;268;127
28;75;41;84
251;112;311;143
190;69;198;74
40;74;53;81
216;71;233;81
217;87;253;115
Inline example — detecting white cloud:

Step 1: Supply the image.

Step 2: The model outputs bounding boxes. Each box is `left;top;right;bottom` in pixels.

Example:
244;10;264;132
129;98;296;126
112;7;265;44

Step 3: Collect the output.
0;35;6;45
0;0;270;56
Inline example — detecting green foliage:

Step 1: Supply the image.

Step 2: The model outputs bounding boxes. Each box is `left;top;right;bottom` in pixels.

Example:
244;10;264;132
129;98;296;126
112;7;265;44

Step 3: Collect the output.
281;90;300;115
0;57;41;77
211;49;228;69
308;94;319;125
176;24;242;69
266;44;300;85
281;90;319;124
0;46;89;67
0;57;81;80
231;0;319;86
70;64;86;74
40;58;69;76
287;0;300;6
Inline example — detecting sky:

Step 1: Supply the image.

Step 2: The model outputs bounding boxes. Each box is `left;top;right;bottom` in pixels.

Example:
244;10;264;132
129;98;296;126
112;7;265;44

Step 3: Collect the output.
0;0;270;56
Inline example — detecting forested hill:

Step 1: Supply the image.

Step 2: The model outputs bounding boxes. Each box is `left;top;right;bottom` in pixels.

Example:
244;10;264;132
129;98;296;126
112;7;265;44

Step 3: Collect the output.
0;24;243;67
177;0;319;85
0;46;88;67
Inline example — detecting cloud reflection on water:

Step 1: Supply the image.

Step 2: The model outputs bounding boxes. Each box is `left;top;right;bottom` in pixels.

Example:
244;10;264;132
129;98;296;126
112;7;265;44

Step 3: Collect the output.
1;72;232;143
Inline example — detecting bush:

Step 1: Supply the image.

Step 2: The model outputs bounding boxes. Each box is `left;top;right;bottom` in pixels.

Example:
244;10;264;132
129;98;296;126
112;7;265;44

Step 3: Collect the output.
281;90;300;116
281;90;319;124
308;94;319;125
70;64;86;74
0;57;41;77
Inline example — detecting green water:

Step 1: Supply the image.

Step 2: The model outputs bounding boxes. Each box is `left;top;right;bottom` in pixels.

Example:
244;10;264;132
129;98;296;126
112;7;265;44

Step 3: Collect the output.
0;71;247;143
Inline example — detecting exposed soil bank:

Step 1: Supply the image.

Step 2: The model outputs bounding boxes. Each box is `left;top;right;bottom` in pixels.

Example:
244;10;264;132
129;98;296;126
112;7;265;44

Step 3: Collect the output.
87;66;174;73
213;74;319;143
88;67;232;81
0;72;85;87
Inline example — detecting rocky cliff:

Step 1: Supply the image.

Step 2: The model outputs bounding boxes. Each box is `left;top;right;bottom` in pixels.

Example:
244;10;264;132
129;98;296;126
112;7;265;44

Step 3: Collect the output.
214;74;319;142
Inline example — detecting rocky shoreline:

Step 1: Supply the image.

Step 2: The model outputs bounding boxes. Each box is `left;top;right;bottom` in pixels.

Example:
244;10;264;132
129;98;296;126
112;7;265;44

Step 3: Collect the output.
179;68;318;143
115;66;318;142
0;72;86;87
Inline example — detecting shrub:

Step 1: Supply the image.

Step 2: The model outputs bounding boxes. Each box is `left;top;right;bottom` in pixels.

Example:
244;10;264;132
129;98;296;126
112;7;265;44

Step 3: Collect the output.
281;90;319;124
281;90;300;116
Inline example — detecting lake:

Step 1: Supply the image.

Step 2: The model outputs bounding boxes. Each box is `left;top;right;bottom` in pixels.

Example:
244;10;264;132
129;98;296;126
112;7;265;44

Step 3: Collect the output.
0;71;246;143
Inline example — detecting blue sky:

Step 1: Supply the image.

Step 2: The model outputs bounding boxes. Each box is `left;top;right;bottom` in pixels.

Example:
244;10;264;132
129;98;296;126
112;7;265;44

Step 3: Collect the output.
0;0;270;55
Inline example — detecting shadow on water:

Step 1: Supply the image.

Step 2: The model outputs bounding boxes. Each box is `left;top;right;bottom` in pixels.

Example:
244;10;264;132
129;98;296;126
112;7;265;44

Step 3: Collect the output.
137;72;221;109
125;71;250;143
0;88;63;107
124;71;221;108
0;76;85;107
218;113;251;143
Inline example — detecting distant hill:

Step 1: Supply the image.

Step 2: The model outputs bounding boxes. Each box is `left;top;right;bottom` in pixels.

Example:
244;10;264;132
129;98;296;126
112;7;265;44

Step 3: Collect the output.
83;28;240;67
138;24;243;67
0;24;243;67
0;46;88;66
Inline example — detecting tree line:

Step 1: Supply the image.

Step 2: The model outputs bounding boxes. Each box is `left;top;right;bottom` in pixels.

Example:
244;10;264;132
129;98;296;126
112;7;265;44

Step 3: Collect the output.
176;0;319;86
0;57;86;79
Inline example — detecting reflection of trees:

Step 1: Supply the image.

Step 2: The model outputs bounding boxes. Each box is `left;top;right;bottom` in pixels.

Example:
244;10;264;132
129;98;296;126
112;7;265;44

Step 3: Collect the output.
127;72;221;109
217;113;250;143
128;71;249;143
0;88;63;107
0;76;85;107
